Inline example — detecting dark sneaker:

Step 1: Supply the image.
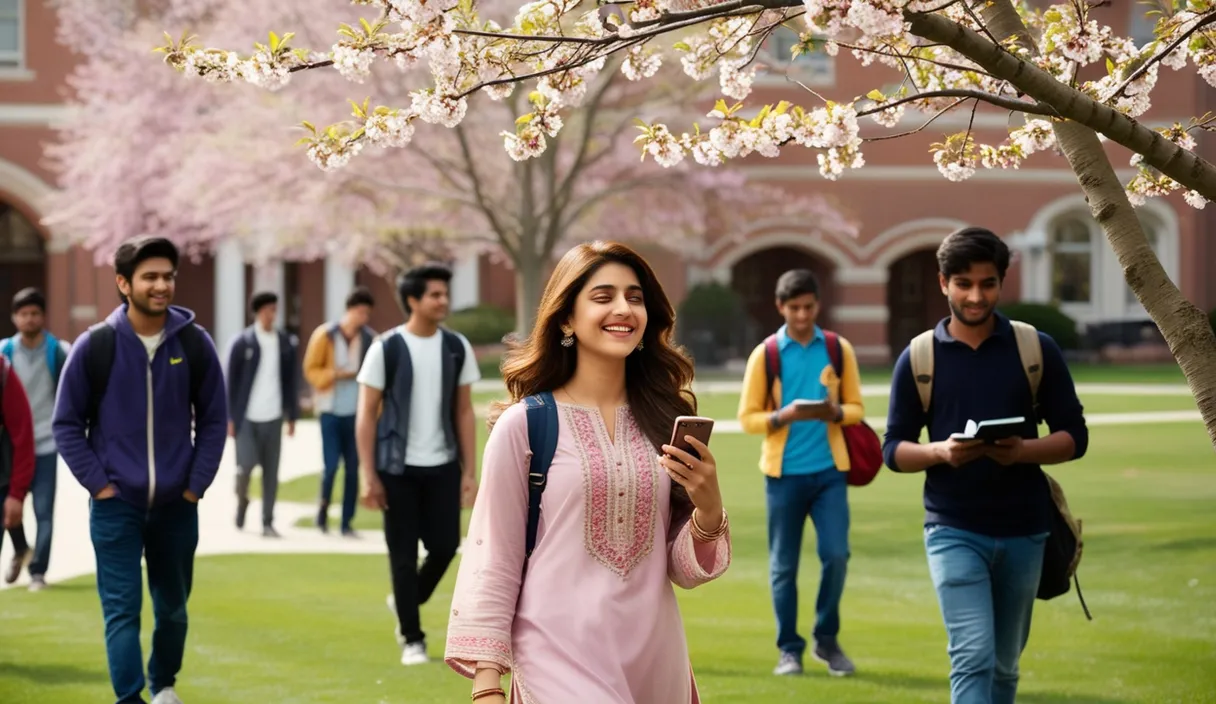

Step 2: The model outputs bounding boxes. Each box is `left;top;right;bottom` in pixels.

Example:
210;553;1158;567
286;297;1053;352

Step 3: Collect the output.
813;642;855;676
316;504;329;534
341;527;359;539
263;525;281;538
235;499;249;530
5;548;29;584
773;651;803;676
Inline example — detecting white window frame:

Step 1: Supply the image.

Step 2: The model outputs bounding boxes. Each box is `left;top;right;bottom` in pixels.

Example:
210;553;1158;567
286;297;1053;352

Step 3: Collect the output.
0;0;23;69
755;25;835;88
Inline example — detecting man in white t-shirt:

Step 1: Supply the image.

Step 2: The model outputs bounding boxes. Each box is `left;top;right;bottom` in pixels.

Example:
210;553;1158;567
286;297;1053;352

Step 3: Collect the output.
224;291;300;537
355;263;479;667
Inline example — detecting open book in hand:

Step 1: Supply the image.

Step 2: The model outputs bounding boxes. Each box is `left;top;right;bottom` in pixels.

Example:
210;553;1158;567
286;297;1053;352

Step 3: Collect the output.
949;416;1025;443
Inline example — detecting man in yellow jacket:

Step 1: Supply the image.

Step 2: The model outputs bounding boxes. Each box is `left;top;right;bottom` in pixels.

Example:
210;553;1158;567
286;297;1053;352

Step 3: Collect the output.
302;286;376;535
737;268;865;679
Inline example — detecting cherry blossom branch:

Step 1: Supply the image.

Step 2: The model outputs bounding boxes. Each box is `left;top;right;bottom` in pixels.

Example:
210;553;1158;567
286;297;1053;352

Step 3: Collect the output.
1109;11;1216;99
906;9;1216;200
835;41;999;78
853;88;1058;118
864;97;969;141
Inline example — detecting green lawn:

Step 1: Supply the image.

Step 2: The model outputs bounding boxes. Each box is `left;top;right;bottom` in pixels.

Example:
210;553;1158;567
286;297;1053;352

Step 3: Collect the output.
4;419;1214;703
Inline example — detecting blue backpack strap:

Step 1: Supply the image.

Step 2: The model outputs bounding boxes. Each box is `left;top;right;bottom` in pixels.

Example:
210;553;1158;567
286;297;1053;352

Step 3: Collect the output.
0;337;12;362
523;391;558;559
763;333;781;410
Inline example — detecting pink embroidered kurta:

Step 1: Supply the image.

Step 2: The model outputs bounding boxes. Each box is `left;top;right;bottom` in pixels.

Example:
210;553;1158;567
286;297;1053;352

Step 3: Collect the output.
445;401;732;704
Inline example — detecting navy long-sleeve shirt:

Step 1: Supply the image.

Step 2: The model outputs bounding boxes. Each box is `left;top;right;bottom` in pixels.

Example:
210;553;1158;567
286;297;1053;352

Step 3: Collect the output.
882;314;1088;537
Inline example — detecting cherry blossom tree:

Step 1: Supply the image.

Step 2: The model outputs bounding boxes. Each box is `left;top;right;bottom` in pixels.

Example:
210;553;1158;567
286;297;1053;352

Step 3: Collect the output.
152;0;1216;446
43;0;855;332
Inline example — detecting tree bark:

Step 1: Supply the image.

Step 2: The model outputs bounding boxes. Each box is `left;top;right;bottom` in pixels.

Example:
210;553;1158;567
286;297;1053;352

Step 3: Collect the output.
513;246;544;336
969;0;1216;450
1052;123;1216;448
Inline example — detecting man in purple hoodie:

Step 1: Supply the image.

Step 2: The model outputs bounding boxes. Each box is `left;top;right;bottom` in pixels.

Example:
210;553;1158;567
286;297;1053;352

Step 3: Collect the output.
52;235;228;704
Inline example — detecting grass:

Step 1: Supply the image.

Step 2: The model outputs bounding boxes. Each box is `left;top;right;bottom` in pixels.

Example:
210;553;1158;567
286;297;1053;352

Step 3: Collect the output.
5;410;1213;703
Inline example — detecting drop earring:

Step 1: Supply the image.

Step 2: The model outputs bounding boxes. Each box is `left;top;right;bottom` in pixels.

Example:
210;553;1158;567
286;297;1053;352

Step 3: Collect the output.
561;330;575;347
635;340;644;351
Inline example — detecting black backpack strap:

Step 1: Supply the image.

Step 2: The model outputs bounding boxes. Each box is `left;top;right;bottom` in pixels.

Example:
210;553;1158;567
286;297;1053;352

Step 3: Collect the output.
85;322;116;433
523;391;559;559
176;324;211;408
441;329;466;382
380;331;404;391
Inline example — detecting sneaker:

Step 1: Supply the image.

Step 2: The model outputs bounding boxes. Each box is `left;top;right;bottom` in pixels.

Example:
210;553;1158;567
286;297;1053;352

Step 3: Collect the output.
151;686;184;704
28;575;47;592
262;525;281;539
773;651;803;676
401;641;429;666
315;504;329;534
4;548;29;584
235;499;249;530
341;527;359;539
813;641;856;677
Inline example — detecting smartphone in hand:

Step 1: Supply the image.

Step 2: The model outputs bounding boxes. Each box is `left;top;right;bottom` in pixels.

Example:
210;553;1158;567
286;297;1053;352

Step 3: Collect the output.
668;416;715;460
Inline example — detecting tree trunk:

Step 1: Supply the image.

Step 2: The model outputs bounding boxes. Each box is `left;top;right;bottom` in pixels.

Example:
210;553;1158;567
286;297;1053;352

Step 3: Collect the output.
514;248;544;336
1052;122;1216;449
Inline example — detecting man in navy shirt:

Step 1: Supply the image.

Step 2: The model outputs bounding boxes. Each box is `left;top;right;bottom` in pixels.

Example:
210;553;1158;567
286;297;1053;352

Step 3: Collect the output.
882;227;1087;704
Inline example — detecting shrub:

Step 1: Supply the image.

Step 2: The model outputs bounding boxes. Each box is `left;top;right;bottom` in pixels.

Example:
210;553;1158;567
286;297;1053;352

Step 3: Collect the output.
997;302;1080;350
677;283;747;364
446;304;515;346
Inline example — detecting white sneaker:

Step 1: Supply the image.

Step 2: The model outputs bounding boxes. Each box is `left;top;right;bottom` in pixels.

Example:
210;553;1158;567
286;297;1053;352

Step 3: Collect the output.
28;575;47;592
151;687;184;704
401;641;429;666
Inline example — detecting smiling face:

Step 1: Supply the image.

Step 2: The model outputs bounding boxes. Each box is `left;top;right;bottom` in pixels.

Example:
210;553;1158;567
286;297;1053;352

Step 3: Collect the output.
563;262;648;360
117;256;176;317
940;261;1002;327
408;279;451;325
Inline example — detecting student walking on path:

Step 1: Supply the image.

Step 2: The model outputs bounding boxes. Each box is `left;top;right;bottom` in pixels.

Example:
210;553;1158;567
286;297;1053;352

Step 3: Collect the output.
882;227;1089;704
355;264;480;666
52;236;228;704
737;269;866;678
2;287;68;590
225;290;299;537
303;287;376;536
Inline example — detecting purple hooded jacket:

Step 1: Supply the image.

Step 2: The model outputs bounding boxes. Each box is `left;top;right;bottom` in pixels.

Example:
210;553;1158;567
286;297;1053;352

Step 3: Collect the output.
52;304;228;509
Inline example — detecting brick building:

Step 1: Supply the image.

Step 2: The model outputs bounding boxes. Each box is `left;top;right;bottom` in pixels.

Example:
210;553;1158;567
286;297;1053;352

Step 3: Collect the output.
2;1;1214;363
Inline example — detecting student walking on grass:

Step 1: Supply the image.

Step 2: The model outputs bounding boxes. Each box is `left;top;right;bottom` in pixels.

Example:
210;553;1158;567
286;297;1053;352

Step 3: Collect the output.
2;287;68;590
354;264;480;667
882;227;1088;704
0;350;36;584
52;235;228;704
737;268;865;678
225;290;299;537
444;241;732;704
302;286;375;536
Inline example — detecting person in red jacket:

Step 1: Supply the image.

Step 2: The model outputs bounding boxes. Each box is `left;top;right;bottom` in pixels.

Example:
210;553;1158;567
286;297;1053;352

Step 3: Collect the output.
1;355;36;558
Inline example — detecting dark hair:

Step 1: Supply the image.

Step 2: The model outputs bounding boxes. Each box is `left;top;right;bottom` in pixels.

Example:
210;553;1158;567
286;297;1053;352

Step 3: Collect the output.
937;226;1011;280
345;286;375;309
114;235;179;281
250;290;278;314
12;287;45;314
396;263;452;314
775;269;820;303
488;240;697;525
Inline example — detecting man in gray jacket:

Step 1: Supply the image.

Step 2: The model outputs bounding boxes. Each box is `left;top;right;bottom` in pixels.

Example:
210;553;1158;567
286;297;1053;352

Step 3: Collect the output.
224;291;299;537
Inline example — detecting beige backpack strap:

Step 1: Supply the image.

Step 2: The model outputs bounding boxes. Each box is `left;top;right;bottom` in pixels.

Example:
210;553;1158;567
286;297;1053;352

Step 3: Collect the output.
909;330;936;415
1009;320;1044;407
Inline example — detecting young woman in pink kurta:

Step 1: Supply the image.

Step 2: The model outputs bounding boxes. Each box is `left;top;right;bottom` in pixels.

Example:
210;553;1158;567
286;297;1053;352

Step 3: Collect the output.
445;242;732;704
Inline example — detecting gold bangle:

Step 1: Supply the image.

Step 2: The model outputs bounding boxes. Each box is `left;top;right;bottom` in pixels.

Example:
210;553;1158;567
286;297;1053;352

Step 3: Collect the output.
472;687;506;701
691;507;728;542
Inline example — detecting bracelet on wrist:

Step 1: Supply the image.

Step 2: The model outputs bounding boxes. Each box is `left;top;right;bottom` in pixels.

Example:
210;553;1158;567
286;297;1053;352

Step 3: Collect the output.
690;507;729;542
472;687;506;701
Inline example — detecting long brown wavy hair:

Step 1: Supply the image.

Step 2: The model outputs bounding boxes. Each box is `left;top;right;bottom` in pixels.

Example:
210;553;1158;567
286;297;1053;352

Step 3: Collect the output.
487;240;698;522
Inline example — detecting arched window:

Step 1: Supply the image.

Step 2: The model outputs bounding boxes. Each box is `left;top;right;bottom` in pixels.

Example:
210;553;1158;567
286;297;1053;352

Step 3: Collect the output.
1049;215;1093;304
0;201;44;263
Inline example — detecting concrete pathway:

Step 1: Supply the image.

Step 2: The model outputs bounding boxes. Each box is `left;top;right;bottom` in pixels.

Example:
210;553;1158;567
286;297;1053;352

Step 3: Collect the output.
0;403;1204;593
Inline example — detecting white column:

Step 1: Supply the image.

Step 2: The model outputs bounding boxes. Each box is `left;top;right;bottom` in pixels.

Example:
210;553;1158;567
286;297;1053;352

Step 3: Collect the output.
251;261;286;328
324;253;356;322
214;239;246;363
451;252;480;311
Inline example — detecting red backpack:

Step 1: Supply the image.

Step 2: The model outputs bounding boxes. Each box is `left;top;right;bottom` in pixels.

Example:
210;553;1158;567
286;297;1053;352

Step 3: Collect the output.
763;330;884;486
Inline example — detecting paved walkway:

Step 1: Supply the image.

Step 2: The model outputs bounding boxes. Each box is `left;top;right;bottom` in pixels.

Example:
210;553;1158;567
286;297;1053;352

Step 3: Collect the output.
0;401;1204;592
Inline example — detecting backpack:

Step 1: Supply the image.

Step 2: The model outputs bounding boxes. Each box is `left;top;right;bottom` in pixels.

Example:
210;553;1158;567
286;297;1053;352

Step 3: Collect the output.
522;391;559;569
0;335;68;387
909;321;1092;620
381;328;467;392
84;321;210;433
762;330;884;486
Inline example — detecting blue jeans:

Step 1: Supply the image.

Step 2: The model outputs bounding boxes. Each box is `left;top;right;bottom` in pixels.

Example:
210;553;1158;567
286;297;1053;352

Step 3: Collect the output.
319;412;359;529
924;524;1048;704
5;453;58;576
90;496;199;704
766;470;850;656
